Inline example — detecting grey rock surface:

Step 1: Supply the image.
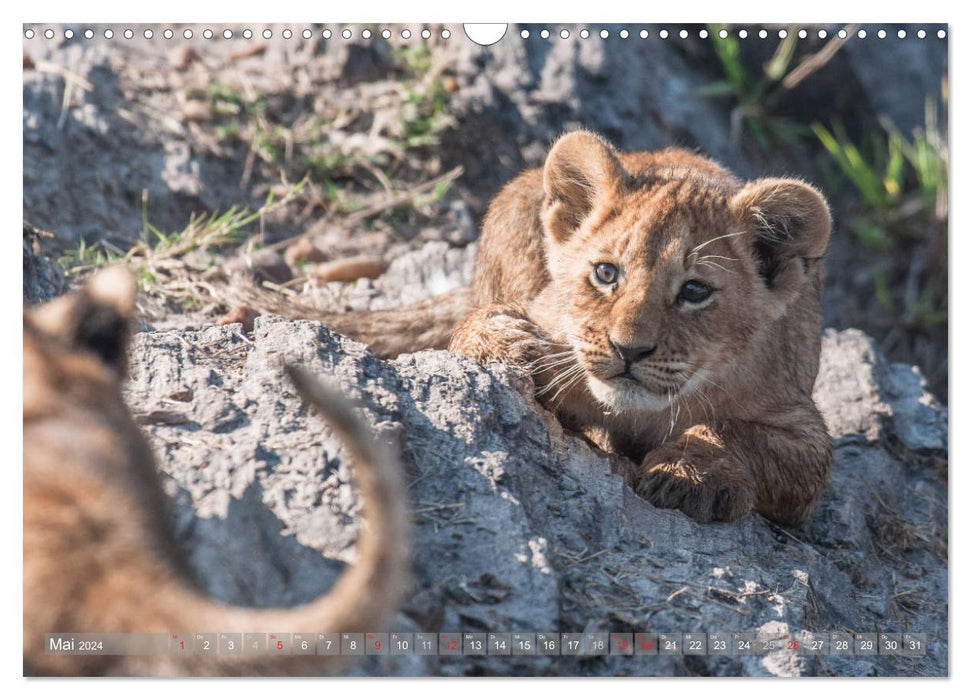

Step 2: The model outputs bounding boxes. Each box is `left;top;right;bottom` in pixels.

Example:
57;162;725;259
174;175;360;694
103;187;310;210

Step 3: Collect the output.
23;231;66;304
124;319;948;677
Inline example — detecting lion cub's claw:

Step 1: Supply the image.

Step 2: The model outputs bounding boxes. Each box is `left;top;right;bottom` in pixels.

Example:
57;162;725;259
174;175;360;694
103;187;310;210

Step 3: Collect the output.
637;443;755;523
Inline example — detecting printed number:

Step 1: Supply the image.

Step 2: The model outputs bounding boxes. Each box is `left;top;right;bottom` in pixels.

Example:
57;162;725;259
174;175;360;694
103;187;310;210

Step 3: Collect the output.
179;641;184;651
811;640;823;650
495;640;506;649
374;641;381;651
737;640;751;651
860;640;873;651
713;640;727;651
835;640;849;651
592;639;605;650
689;640;702;651
277;641;284;651
908;640;922;650
883;639;898;650
787;640;799;650
325;640;333;650
447;641;458;651
349;641;357;650
227;640;235;651
421;640;432;650
203;640;211;650
397;640;410;651
618;640;628;651
470;640;482;650
641;639;655;650
543;640;556;650
664;641;676;650
567;640;580;650
301;641;309;651
519;640;532;650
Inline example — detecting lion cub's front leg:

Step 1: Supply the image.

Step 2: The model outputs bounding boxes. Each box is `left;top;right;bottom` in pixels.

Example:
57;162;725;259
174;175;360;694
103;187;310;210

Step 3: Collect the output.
636;408;831;525
448;304;552;369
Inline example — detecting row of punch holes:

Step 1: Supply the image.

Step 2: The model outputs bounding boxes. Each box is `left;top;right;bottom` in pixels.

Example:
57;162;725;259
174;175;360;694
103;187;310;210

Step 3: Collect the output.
23;26;947;42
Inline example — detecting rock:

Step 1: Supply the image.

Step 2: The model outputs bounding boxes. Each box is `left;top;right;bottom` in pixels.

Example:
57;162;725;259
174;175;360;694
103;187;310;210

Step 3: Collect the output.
23;226;66;304
840;29;948;135
438;28;749;215
123;318;947;677
304;240;477;314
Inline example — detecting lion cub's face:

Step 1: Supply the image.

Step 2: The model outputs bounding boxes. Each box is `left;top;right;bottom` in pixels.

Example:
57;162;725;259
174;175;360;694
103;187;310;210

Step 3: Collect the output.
540;132;831;413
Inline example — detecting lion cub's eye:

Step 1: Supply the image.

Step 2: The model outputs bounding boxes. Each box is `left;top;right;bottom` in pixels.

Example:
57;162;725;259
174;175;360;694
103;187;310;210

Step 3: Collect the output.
678;280;713;305
593;263;619;286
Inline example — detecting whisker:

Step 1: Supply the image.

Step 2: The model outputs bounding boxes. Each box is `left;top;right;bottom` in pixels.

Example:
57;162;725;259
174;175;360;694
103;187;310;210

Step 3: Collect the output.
689;230;747;256
695;260;732;274
524;350;574;366
696;254;740;262
536;364;586;398
529;356;577;374
548;367;588;406
665;388;676;441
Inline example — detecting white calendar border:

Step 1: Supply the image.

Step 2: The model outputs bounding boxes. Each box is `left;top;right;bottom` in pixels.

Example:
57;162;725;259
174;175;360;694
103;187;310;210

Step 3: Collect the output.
3;0;960;697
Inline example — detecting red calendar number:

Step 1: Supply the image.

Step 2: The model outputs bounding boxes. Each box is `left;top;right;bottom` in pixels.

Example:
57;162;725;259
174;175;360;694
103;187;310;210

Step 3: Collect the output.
447;640;458;651
641;639;654;650
787;640;799;650
277;641;284;650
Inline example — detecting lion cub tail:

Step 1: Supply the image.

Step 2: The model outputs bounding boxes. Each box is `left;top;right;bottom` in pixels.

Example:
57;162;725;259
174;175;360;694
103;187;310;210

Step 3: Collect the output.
172;366;410;674
316;286;472;358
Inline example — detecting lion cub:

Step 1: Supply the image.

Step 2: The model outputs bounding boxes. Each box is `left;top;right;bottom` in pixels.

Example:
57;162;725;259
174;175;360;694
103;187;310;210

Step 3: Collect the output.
24;267;408;675
450;131;833;525
323;131;833;526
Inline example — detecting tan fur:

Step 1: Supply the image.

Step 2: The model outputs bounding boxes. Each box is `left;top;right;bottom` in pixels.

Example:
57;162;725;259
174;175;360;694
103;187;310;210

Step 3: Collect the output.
325;130;833;525
23;268;409;676
317;286;472;358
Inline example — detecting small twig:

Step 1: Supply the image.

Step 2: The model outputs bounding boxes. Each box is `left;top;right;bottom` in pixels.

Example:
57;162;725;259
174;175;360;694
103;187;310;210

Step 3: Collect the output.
239;143;257;191
666;586;690;603
781;24;859;91
56;80;74;131
33;60;94;91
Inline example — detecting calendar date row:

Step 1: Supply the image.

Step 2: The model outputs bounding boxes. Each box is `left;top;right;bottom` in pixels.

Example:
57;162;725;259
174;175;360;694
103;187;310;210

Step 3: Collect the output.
45;631;927;657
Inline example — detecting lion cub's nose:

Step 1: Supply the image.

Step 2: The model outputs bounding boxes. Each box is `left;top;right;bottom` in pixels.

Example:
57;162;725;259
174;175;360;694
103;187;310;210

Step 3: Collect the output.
608;338;657;364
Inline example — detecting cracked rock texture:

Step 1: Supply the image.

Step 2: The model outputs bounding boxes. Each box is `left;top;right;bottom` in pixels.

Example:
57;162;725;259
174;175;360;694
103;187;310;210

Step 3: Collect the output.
124;320;947;677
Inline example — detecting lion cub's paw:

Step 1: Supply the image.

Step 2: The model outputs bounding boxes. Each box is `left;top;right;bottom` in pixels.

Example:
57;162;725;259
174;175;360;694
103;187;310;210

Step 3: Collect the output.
636;439;755;523
449;306;551;368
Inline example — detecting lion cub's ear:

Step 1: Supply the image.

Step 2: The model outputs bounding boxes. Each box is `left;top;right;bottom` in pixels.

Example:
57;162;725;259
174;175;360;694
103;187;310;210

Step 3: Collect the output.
29;265;137;374
542;130;627;242
731;178;832;310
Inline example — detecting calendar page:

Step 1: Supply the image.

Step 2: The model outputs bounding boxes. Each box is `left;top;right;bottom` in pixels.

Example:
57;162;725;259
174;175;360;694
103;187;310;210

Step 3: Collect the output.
22;21;948;679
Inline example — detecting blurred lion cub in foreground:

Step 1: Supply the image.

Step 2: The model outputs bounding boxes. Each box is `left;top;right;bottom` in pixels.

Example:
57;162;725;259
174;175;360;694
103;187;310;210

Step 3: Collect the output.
23;267;408;676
